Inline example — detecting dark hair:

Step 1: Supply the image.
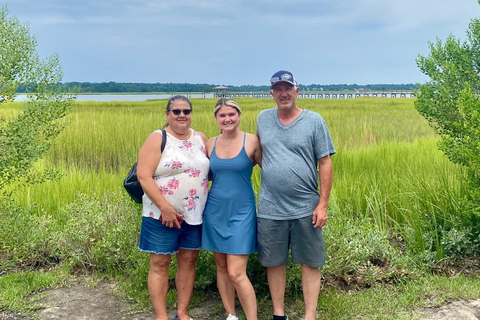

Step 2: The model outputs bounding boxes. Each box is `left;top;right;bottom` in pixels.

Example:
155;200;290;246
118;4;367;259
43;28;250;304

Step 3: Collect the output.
163;95;192;128
166;95;192;111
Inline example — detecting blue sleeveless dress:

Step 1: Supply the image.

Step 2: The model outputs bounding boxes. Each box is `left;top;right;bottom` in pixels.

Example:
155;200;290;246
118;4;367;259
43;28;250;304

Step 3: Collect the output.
201;133;257;254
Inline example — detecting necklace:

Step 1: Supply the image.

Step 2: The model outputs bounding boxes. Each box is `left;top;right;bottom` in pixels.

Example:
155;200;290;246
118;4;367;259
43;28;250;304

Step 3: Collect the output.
220;130;240;146
220;135;235;146
222;139;233;146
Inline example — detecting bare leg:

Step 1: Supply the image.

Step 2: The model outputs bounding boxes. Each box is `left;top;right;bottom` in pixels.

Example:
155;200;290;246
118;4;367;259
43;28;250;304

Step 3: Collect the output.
227;254;257;320
267;265;286;317
215;252;237;317
176;249;199;320
148;253;172;320
301;264;320;320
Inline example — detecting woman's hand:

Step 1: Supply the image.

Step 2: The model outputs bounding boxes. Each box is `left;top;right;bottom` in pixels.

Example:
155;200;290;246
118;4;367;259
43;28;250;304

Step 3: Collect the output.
159;203;183;229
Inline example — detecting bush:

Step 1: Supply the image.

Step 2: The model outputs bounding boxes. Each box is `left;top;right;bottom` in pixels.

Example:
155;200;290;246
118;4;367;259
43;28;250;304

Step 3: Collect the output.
325;210;401;276
415;14;480;229
51;191;142;273
0;5;74;195
0;201;56;271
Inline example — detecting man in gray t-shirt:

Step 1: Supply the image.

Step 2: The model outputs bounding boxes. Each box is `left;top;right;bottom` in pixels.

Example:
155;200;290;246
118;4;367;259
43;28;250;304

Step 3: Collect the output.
256;70;335;320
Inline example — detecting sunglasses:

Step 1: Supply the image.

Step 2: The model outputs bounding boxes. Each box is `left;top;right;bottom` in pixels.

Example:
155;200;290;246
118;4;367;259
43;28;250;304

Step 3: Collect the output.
170;109;192;116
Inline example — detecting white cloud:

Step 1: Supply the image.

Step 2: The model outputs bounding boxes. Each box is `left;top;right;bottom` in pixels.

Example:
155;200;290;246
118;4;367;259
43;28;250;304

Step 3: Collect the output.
5;0;480;84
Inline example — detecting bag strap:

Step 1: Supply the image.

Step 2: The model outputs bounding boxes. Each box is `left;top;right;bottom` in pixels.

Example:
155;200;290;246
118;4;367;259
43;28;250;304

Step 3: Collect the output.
161;129;167;152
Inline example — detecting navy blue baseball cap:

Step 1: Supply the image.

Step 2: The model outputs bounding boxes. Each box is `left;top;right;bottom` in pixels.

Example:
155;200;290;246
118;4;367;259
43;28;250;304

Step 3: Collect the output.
270;70;297;87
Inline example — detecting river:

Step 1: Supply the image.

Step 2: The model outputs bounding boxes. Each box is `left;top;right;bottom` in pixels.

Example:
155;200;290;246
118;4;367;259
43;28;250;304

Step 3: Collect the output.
14;93;215;102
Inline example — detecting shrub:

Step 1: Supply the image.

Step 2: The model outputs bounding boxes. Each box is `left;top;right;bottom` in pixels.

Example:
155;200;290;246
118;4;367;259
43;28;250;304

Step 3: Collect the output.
0;201;56;271
51;191;142;273
415;11;480;236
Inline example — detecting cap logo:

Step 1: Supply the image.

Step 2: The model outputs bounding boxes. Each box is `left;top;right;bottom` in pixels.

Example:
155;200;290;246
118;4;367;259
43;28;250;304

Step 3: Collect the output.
270;70;296;87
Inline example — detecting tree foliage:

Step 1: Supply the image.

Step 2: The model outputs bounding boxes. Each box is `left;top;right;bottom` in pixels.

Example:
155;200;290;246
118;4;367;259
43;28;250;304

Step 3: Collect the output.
16;82;417;94
415;7;480;213
0;5;74;195
0;6;63;102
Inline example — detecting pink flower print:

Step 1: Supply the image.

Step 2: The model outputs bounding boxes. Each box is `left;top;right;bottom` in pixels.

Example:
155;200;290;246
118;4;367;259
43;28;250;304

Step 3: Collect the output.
190;169;200;177
183;141;193;148
149;212;154;218
171;161;182;169
202;178;209;194
200;145;207;155
187;198;196;210
159;186;168;195
167;178;179;190
189;189;197;196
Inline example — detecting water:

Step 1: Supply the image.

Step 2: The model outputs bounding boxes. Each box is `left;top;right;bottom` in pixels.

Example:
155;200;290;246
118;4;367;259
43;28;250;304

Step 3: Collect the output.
14;91;414;102
14;93;215;102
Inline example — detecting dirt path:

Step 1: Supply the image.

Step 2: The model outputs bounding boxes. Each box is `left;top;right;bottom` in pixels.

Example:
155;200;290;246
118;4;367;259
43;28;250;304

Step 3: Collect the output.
420;300;480;320
1;279;479;320
0;278;223;320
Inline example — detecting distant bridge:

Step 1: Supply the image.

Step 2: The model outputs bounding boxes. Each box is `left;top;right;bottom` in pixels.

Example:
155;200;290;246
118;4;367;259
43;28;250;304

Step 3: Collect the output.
215;91;416;99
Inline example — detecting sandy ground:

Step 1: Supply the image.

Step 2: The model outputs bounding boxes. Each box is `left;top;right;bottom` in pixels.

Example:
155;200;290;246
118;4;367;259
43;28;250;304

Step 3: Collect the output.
0;279;223;320
1;280;479;320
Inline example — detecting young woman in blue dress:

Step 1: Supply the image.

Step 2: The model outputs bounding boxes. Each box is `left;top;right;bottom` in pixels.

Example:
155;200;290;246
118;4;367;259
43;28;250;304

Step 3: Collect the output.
201;98;262;320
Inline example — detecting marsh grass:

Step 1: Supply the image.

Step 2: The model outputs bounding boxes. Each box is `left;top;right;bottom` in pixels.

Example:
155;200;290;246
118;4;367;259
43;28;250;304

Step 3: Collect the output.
1;97;474;318
40;98;436;171
8;98;448;214
7;98;465;255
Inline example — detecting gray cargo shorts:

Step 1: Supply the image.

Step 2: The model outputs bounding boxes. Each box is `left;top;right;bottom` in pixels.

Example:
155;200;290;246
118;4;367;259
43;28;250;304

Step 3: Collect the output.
257;215;325;267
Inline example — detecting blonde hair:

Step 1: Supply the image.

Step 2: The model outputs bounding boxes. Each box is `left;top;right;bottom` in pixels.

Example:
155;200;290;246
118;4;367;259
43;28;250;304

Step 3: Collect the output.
213;98;241;116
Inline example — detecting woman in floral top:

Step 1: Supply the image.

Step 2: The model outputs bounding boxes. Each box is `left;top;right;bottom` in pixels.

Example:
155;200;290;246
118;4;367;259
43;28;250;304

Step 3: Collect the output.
137;95;210;320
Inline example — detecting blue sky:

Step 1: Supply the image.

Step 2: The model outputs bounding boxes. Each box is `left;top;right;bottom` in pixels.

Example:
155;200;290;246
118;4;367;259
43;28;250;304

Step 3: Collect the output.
4;0;480;86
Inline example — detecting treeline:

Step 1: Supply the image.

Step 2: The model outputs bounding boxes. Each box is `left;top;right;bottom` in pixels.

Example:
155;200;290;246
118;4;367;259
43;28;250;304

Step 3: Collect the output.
16;82;418;93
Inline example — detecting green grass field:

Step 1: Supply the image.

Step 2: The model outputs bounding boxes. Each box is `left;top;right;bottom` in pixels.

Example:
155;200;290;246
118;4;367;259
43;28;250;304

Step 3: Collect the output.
5;97;466;259
8;97;460;232
2;97;475;319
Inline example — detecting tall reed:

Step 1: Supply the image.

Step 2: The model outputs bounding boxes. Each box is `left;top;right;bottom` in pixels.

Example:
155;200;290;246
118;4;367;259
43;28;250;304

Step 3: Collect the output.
4;98;464;258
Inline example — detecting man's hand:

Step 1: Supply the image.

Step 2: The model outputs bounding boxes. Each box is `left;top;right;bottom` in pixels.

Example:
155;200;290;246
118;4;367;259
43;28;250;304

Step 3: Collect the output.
312;205;328;228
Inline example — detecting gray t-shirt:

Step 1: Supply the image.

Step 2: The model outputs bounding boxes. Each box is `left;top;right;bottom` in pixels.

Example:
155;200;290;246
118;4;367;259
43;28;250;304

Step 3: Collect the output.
257;107;336;220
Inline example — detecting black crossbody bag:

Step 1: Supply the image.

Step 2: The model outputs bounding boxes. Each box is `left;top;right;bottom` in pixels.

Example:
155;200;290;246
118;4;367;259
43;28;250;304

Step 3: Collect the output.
123;129;167;203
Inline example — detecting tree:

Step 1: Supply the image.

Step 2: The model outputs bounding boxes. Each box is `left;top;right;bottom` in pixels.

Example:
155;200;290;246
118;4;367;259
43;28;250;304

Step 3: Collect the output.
0;5;75;195
415;4;480;215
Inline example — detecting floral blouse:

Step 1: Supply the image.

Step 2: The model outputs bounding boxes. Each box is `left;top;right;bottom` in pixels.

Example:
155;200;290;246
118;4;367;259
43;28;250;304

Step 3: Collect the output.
142;129;210;225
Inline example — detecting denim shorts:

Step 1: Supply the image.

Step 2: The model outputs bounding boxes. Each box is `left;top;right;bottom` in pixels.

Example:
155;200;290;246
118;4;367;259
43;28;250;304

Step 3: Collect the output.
257;215;325;267
138;216;202;255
